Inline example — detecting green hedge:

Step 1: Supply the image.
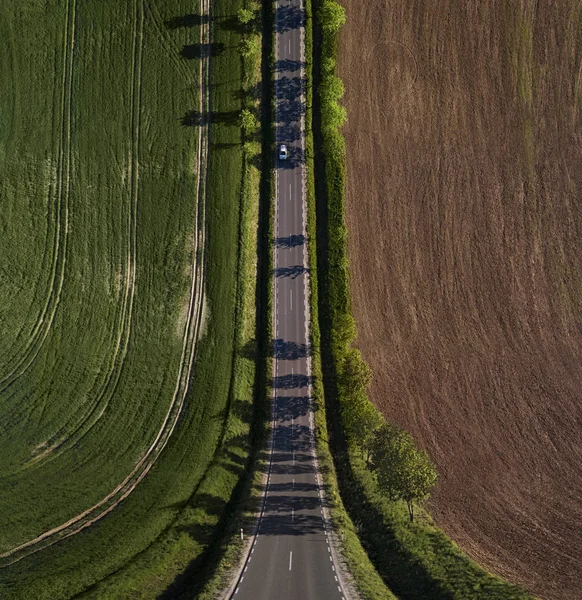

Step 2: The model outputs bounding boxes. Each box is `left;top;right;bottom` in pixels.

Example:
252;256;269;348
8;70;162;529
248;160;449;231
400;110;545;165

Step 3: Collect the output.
304;1;396;598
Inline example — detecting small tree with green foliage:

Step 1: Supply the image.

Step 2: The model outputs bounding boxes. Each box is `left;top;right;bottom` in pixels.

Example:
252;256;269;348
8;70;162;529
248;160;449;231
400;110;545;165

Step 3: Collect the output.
342;392;383;461
237;8;254;25
320;74;345;105
338;348;381;460
370;423;438;523
322;100;347;129
332;312;356;352
239;35;261;60
318;0;347;32
338;347;371;394
240;108;259;135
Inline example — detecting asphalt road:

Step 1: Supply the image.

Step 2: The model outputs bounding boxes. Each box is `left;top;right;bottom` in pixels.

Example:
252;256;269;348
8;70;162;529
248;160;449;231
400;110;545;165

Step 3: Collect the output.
231;0;347;598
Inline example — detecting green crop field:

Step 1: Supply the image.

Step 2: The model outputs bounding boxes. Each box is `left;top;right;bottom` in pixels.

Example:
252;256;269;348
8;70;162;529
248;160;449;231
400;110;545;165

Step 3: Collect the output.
0;0;253;597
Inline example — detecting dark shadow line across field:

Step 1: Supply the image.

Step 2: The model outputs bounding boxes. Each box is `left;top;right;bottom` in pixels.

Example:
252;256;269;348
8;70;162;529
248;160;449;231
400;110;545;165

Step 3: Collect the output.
181;110;239;127
165;14;210;29
181;42;225;59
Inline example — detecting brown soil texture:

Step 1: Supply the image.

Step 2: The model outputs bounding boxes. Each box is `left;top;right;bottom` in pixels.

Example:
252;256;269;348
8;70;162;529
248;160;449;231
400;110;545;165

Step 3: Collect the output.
339;1;582;598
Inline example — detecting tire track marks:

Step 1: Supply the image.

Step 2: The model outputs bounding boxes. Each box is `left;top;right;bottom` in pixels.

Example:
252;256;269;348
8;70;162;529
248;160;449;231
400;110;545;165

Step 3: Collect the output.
145;0;194;84
24;0;143;468
0;0;211;565
0;0;75;392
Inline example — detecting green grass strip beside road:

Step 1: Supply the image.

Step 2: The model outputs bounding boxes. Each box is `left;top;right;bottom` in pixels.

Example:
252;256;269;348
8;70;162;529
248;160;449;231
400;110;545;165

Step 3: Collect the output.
311;1;535;599
194;0;276;595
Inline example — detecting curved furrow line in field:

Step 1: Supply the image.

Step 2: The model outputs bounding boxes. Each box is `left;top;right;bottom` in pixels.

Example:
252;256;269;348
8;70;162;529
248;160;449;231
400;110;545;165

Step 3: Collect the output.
22;0;144;470
0;0;75;394
0;0;211;566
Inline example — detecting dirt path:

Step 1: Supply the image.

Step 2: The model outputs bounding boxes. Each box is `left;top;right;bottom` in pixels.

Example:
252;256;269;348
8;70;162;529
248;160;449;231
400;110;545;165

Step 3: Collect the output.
0;0;211;566
339;2;582;598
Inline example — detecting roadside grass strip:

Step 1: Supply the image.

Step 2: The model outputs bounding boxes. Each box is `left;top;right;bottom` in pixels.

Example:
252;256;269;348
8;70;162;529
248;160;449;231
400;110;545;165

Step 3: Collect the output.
303;2;396;599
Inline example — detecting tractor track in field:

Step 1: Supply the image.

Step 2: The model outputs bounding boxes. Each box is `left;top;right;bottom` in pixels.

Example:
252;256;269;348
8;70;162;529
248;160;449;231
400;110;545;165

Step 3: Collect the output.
24;0;144;468
0;0;75;394
146;0;194;85
25;0;198;469
0;0;211;566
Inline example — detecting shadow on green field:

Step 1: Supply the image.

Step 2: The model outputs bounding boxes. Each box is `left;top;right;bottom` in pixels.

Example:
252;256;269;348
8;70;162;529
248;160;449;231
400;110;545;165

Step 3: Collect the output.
165;14;211;29
158;435;260;600
181;42;226;60
180;110;239;127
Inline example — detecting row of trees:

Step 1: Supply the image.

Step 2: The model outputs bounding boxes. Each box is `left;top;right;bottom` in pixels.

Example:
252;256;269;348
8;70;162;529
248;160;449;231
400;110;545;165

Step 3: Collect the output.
339;348;438;522
237;5;261;148
318;0;347;131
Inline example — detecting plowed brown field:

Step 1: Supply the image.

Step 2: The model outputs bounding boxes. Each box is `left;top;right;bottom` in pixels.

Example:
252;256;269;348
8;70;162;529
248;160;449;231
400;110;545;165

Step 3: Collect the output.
339;2;582;598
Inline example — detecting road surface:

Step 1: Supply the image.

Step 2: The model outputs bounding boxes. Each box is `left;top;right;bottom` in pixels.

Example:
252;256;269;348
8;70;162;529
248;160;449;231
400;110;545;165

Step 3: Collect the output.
230;0;348;598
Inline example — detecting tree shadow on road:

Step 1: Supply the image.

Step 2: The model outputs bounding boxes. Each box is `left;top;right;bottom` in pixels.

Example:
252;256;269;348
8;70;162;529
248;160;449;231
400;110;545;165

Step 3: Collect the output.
273;339;311;360
273;265;308;278
275;59;305;72
274;234;305;249
271;373;314;389
274;5;304;33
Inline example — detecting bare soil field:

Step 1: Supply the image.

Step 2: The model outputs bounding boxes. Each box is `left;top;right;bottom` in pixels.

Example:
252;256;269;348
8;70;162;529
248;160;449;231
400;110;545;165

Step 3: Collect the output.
339;1;582;598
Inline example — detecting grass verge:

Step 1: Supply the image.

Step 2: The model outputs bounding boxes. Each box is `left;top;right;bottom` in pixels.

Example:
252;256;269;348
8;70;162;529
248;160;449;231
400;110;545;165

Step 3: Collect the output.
310;1;535;599
171;0;276;597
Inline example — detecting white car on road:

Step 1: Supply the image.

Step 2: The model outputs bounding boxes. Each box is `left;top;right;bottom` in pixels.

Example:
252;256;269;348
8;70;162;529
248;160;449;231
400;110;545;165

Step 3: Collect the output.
279;144;288;160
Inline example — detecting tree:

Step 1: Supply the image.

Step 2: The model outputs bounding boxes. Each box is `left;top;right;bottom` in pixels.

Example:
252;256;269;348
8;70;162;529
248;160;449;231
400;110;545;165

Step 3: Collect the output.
338;347;371;395
338;349;380;459
332;312;356;351
240;108;259;134
321;55;337;76
342;392;383;462
318;0;347;33
370;423;438;522
237;8;254;25
320;73;345;105
239;35;261;60
322;100;347;129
